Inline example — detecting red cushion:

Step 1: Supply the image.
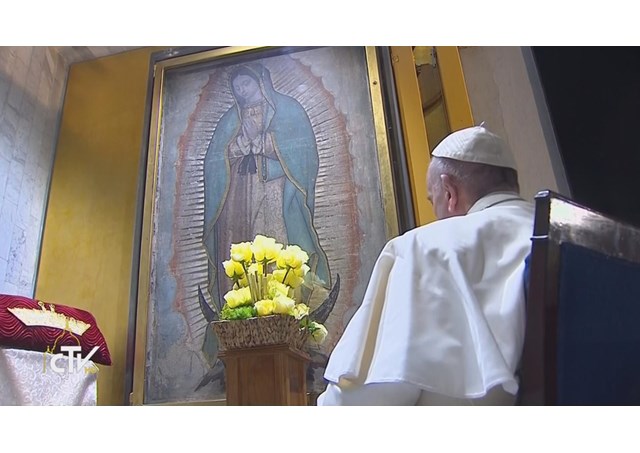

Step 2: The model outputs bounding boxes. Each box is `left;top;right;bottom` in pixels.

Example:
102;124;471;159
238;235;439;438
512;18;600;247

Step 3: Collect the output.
0;294;111;365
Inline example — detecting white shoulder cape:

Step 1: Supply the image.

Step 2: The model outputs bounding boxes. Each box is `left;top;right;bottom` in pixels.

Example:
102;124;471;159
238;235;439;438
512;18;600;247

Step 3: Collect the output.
323;193;535;398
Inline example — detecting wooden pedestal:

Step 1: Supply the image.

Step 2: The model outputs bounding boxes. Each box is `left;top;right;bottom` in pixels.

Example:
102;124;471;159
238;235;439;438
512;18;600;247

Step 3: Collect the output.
219;344;310;406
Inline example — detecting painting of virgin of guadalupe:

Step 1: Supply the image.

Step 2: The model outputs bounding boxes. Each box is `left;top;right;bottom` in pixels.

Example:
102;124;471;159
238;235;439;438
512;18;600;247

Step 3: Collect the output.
135;46;398;405
203;63;332;304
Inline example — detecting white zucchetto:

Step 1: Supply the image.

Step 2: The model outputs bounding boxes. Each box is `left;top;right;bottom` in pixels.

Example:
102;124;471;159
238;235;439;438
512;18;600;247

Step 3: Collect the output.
432;123;518;171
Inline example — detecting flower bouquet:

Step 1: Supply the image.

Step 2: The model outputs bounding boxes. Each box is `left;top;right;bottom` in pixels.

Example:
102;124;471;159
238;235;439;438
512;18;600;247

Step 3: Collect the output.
211;234;328;352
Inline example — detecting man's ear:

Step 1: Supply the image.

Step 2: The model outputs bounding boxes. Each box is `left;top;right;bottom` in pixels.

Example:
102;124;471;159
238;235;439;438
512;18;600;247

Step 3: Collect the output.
440;174;459;215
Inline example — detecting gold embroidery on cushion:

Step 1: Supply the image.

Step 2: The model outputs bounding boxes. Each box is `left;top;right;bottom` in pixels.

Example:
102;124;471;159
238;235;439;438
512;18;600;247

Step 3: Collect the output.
8;301;91;336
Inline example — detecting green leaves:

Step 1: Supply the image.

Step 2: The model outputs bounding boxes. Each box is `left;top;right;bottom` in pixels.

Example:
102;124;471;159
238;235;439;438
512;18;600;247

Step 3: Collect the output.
220;305;257;320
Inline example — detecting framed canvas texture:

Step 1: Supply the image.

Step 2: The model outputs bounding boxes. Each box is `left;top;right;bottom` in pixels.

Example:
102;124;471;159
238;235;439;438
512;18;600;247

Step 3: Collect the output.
132;46;401;405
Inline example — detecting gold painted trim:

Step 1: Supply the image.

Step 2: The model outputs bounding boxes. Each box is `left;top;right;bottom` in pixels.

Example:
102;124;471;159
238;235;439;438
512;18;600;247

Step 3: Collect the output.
435;46;474;130
131;59;166;405
143;398;227;406
388;46;475;227
366;47;400;239
155;46;270;72
389;46;436;227
132;46;400;405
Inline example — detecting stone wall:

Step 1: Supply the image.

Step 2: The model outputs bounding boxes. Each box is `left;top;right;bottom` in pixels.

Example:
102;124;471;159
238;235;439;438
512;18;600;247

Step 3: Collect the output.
0;47;67;296
458;46;570;201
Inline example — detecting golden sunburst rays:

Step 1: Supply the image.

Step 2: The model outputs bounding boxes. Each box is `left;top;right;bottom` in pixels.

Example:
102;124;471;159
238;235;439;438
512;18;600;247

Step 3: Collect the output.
167;50;365;361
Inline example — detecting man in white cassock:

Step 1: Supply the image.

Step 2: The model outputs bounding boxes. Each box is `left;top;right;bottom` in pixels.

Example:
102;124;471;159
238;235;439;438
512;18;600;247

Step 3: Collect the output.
318;124;535;405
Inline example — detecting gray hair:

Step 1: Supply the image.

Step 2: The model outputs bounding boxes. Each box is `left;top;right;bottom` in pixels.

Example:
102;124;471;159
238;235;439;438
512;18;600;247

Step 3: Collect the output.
430;156;520;202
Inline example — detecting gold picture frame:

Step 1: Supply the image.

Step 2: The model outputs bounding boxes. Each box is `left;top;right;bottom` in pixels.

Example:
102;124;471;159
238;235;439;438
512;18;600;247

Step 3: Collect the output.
131;46;400;405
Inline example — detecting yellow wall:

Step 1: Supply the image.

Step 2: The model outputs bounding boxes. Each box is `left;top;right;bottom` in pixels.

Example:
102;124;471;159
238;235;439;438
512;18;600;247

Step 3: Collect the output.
35;47;161;405
437;47;474;132
391;46;436;227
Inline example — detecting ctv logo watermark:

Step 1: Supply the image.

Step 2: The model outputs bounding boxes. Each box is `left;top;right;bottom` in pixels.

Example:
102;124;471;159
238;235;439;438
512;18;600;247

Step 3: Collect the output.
44;346;99;375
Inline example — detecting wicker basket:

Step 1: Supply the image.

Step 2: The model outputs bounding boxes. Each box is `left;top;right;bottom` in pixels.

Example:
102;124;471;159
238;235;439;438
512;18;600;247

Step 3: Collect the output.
212;315;308;352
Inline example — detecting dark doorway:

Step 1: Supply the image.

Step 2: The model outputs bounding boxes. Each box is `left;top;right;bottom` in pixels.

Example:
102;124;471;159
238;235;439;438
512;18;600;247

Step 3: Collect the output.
532;47;640;227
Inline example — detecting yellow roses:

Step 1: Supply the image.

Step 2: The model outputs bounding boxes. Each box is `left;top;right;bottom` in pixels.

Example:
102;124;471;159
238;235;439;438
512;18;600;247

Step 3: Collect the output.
223;259;245;279
310;322;328;344
230;242;253;263
251;235;283;263
254;299;275;317
276;245;309;269
219;234;328;345
223;286;252;309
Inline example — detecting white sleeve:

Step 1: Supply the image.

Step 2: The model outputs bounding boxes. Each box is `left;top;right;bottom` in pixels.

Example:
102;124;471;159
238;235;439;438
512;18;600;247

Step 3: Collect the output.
316;381;421;406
